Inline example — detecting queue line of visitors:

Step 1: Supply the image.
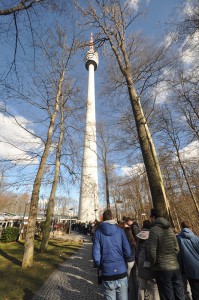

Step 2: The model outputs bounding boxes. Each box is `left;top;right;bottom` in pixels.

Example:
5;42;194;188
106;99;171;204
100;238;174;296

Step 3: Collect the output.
92;208;199;300
72;220;100;236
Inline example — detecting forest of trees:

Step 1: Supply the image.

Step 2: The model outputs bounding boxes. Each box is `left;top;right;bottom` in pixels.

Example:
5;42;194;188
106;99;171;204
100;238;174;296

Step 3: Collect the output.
0;0;198;267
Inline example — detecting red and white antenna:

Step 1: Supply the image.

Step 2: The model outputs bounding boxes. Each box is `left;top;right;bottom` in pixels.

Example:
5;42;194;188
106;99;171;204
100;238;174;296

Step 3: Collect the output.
90;32;94;51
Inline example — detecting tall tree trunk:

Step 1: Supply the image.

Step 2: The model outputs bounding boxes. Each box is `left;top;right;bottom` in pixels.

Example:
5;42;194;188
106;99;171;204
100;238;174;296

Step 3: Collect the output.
176;150;199;214
163;109;199;215
40;96;65;252
80;1;170;218
112;190;119;221
104;32;170;217
163;160;181;231
104;163;110;209
127;83;170;216
22;71;64;268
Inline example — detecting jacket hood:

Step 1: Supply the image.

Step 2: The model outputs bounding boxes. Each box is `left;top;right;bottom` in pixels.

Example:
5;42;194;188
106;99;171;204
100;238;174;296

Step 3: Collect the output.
99;220;118;236
179;228;195;239
136;229;149;240
153;217;170;229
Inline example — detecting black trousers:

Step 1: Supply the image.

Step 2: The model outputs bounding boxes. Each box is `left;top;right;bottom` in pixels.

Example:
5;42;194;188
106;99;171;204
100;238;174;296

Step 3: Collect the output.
188;277;199;300
154;269;185;300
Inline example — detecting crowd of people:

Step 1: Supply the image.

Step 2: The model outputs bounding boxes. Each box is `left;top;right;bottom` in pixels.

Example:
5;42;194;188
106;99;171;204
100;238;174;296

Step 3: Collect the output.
72;219;100;236
91;209;199;300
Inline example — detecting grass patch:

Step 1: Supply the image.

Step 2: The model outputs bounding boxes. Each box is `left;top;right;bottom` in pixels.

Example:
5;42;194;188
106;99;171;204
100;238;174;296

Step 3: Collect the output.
0;238;82;300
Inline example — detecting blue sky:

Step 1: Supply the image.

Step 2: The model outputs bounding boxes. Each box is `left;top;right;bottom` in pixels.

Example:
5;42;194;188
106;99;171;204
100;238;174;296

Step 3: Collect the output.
0;0;198;205
127;0;182;36
142;0;181;34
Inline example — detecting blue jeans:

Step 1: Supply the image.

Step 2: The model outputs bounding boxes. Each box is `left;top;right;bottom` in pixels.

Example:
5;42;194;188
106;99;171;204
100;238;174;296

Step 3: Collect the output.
102;276;128;300
154;270;185;300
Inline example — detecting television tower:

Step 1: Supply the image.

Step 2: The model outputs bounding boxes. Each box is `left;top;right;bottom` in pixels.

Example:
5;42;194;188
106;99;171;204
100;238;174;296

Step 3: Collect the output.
78;34;99;222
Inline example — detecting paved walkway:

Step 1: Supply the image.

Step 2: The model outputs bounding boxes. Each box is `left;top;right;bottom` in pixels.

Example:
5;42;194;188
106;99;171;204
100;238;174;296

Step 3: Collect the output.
32;232;103;300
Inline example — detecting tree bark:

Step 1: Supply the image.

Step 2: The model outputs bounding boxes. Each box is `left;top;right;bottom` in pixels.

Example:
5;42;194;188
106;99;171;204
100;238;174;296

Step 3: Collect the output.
127;83;170;216
22;70;64;268
40;96;65;253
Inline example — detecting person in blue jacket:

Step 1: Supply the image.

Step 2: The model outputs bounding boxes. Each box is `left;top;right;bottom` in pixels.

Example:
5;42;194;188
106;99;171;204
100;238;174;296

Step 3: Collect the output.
92;209;131;300
177;221;199;300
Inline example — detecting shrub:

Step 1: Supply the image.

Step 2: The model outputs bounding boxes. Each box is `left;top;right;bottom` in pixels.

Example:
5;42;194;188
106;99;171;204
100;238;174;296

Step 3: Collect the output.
1;227;20;243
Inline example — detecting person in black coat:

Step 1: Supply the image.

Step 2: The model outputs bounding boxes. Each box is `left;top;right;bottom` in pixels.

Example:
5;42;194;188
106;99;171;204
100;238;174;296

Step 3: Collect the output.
136;220;160;300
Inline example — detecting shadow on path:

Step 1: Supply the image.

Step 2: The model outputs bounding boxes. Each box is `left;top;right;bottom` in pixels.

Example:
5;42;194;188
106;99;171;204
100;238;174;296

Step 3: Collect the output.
32;238;103;300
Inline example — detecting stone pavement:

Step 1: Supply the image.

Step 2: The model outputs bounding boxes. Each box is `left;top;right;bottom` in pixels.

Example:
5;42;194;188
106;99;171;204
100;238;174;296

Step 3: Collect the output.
32;232;103;300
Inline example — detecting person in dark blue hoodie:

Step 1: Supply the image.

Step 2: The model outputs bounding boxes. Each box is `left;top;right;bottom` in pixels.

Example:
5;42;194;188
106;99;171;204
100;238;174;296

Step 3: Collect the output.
92;210;131;300
177;221;199;300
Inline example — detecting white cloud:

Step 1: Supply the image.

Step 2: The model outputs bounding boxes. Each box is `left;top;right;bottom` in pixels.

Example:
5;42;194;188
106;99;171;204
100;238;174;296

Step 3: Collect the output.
180;140;199;161
153;81;169;104
180;31;199;66
178;1;199;67
164;32;178;48
121;163;145;176
121;141;199;176
0;113;42;165
183;0;195;16
151;68;172;104
128;0;140;11
128;0;150;11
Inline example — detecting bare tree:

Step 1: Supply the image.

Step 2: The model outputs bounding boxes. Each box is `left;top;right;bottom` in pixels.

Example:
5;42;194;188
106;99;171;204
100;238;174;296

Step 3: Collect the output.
22;29;76;268
159;107;199;215
77;0;171;216
0;1;45;15
97;123;117;209
40;95;65;252
175;0;199;42
171;69;199;140
0;0;67;77
22;72;63;267
40;82;78;252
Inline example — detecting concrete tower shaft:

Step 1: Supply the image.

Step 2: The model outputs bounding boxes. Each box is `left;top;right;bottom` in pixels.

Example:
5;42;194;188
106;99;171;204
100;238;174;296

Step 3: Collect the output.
78;34;99;222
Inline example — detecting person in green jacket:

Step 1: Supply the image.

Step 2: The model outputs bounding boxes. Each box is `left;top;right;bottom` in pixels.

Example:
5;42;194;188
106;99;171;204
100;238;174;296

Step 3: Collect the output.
147;209;185;300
